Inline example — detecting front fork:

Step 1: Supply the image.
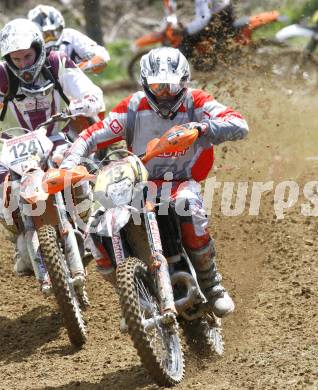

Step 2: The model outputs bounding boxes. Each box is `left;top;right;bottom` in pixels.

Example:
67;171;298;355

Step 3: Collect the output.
19;194;84;284
20;211;49;284
144;209;177;316
53;190;84;276
110;207;177;316
46;159;84;277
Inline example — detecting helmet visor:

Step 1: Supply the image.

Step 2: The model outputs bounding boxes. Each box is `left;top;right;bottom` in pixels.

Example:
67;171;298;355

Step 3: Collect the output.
148;83;183;97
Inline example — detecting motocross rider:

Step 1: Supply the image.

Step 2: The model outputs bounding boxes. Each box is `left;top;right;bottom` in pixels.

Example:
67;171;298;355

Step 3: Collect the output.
27;4;110;74
0;18;105;287
164;0;235;58
60;47;249;318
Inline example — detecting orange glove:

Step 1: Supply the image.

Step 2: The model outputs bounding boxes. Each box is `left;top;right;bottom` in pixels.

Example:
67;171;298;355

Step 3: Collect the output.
78;55;106;74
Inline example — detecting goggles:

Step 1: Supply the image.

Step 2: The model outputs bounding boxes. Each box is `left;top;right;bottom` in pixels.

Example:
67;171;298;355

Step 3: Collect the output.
148;83;183;97
43;30;60;44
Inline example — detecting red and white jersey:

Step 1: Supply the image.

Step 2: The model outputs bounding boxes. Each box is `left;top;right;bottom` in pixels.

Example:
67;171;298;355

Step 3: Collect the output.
62;89;248;181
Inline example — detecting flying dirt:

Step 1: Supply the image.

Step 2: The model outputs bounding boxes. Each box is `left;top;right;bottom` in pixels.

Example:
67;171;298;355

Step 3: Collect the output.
0;63;317;390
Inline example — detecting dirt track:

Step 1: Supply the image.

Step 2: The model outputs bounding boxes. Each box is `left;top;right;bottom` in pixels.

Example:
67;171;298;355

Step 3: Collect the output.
1;67;318;390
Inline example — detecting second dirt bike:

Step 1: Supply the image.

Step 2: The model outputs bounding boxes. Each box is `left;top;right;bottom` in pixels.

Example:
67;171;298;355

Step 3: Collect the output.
128;10;284;83
45;125;224;386
0;113;91;346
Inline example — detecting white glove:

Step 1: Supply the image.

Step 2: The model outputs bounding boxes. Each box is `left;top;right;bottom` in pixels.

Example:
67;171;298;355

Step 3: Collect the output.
69;95;102;117
184;121;209;136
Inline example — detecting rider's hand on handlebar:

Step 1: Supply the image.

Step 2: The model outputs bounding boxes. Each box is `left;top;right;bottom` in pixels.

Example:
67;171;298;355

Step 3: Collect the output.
184;122;208;136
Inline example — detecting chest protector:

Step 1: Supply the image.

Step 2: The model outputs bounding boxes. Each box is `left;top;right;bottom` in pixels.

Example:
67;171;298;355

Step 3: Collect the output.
0;55;69;122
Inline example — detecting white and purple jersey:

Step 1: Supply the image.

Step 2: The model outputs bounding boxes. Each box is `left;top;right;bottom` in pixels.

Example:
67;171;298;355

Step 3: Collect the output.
56;28;110;65
0;51;104;135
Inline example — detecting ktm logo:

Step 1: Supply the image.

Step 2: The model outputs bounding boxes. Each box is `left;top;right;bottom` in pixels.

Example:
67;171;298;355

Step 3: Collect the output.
109;119;123;134
158;149;188;158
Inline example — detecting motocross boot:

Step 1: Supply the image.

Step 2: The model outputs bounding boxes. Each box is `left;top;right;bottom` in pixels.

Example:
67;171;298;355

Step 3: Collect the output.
187;240;235;318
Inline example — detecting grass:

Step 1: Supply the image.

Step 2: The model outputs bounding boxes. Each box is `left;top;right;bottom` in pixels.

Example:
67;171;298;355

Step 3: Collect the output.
88;39;131;84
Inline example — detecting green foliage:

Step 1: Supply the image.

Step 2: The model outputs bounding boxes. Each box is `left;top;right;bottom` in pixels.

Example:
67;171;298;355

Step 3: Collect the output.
286;0;318;23
87;40;131;84
252;21;288;40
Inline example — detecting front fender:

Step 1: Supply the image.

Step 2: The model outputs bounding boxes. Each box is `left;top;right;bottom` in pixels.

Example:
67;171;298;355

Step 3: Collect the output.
93;206;131;237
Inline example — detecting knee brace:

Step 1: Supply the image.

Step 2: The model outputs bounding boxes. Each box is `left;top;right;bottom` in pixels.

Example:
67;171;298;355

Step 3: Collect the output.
186;239;222;292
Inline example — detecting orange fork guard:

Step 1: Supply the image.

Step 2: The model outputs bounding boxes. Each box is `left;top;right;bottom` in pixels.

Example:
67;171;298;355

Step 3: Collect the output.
142;125;199;164
43;166;95;195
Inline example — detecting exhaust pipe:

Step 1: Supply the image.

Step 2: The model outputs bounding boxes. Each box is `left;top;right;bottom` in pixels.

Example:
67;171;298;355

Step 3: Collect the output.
171;271;199;314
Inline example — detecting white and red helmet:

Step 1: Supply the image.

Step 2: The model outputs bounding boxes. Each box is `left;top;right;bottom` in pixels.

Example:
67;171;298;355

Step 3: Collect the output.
140;47;191;119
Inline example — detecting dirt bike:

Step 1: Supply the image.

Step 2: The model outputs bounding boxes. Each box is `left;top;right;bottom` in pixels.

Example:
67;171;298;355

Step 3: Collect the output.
270;23;318;90
0;112;91;347
45;125;225;386
128;11;283;83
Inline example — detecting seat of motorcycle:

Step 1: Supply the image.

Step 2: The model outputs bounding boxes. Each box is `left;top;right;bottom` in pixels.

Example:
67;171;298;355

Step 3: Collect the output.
233;16;250;30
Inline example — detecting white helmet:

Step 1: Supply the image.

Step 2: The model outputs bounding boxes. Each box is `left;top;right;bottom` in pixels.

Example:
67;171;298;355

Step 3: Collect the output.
28;5;65;50
0;18;46;84
140;47;190;119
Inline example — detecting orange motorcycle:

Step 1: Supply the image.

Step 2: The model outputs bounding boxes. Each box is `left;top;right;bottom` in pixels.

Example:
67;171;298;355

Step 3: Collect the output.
45;125;222;386
0;112;92;347
128;11;283;82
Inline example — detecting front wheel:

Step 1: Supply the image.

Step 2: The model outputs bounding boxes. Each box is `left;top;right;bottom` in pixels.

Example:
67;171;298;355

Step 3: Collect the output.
117;257;184;386
38;225;87;347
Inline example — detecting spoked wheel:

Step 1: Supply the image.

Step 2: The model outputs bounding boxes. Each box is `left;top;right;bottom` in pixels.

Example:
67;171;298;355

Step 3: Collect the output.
183;314;224;357
117;257;184;386
199;315;224;356
128;51;148;84
38;225;87;347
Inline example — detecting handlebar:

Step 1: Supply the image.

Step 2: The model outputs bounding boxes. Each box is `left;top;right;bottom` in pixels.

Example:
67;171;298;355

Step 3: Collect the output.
35;111;75;130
